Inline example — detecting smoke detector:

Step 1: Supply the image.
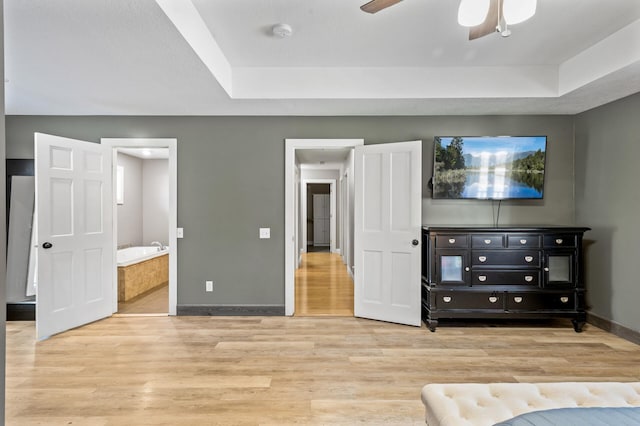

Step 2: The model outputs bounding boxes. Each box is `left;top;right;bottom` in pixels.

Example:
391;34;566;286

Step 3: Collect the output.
272;23;293;38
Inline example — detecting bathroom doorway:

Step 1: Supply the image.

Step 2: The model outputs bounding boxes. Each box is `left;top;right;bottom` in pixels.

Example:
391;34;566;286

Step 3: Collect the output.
102;138;178;316
114;148;169;314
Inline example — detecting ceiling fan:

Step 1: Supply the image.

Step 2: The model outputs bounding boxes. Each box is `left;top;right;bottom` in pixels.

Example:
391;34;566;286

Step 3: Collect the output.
360;0;537;40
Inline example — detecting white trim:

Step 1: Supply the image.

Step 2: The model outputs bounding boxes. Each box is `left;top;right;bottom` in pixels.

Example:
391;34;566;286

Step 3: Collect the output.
101;138;178;316
335;248;341;255
348;266;354;280
285;138;364;317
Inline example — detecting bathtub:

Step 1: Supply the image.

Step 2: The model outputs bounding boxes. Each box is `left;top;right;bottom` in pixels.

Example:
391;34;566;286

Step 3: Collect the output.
117;246;169;302
117;246;169;267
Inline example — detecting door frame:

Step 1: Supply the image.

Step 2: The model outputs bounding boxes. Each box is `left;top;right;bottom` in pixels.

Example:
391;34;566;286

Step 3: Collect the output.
301;179;336;253
101;138;178;316
284;138;363;316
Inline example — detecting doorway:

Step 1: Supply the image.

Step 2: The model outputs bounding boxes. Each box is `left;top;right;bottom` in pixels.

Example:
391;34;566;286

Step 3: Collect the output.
296;177;352;315
113;147;170;315
102;138;178;316
301;179;336;254
308;184;330;252
284;139;364;316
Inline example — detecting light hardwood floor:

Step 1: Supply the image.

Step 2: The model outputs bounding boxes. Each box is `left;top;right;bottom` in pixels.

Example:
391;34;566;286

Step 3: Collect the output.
117;283;168;315
295;252;354;316
6;316;640;425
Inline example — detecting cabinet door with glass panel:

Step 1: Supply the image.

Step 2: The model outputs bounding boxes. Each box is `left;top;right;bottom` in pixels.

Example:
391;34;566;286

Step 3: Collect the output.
543;249;576;287
434;250;470;286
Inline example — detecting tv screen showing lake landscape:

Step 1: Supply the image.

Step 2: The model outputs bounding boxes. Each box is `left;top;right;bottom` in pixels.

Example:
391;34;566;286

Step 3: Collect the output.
432;136;547;200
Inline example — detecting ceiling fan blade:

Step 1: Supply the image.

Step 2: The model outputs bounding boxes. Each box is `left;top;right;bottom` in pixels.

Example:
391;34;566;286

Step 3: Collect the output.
469;0;501;40
360;0;403;14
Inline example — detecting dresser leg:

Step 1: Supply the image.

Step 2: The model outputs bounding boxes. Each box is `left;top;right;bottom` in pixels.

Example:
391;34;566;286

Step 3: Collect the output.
427;319;438;332
572;317;586;333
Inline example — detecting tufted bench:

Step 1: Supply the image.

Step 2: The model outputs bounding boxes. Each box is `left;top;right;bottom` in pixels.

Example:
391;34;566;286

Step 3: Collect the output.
421;382;640;426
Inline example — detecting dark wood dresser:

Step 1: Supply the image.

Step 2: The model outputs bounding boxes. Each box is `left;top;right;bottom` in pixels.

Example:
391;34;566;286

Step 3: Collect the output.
422;226;590;332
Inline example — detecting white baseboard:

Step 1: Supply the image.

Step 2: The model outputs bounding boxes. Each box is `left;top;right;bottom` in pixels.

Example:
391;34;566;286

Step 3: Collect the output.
347;266;354;280
334;248;341;255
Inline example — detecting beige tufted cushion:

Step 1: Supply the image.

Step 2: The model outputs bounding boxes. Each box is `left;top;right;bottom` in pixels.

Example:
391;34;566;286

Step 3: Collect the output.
421;382;640;426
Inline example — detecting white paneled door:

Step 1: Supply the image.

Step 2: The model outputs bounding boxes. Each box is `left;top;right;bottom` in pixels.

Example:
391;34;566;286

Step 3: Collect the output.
313;193;330;246
354;141;422;326
35;133;113;340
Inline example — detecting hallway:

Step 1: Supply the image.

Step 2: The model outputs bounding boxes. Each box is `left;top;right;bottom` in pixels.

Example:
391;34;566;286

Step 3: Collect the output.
295;252;354;316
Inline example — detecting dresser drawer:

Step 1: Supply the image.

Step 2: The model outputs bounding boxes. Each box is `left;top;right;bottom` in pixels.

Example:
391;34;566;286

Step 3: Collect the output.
507;234;541;248
435;235;469;248
435;291;504;310
472;250;541;267
472;270;540;286
472;235;504;248
544;234;577;248
506;293;575;311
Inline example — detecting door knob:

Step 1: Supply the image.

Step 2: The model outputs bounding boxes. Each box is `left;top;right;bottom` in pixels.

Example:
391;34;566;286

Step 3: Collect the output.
411;239;419;246
42;242;53;249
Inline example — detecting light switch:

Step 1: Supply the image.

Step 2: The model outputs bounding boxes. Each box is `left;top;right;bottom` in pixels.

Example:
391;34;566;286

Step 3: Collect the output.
259;228;271;239
177;227;184;238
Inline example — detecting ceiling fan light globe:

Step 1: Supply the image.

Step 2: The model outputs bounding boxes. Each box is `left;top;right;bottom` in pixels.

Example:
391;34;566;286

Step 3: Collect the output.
457;0;491;27
503;0;537;25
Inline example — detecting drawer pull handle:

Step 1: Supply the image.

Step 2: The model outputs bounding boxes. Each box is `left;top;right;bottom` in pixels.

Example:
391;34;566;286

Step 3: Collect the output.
488;296;498;303
544;267;550;272
560;296;569;303
514;297;523;303
520;239;527;245
524;275;534;282
556;238;563;245
524;256;533;263
465;267;470;272
478;256;487;263
443;296;452;303
484;239;491;244
478;275;487;282
448;238;456;244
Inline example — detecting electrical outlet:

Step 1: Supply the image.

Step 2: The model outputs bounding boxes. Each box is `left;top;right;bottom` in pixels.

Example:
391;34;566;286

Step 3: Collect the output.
177;227;184;238
259;227;271;239
205;280;213;292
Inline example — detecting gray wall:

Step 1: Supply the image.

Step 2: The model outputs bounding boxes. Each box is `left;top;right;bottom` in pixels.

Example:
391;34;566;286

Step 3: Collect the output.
5;115;575;309
575;92;640;333
116;153;143;247
142;159;169;246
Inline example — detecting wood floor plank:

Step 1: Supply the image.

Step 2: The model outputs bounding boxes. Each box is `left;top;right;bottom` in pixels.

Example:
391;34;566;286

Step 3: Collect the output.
6;316;640;425
295;252;354;316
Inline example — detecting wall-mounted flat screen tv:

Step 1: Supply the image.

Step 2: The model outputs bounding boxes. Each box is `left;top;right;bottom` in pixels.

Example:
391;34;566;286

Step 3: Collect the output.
432;136;547;200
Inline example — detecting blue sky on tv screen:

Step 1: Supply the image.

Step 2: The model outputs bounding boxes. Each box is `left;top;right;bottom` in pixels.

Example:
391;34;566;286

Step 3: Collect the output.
439;136;546;156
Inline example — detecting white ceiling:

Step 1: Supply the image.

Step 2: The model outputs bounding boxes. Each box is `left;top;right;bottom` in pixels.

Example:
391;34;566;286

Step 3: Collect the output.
5;0;640;116
296;148;352;164
118;148;169;160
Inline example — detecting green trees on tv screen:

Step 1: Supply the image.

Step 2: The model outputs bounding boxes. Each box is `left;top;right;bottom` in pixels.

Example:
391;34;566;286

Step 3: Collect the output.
434;136;465;170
